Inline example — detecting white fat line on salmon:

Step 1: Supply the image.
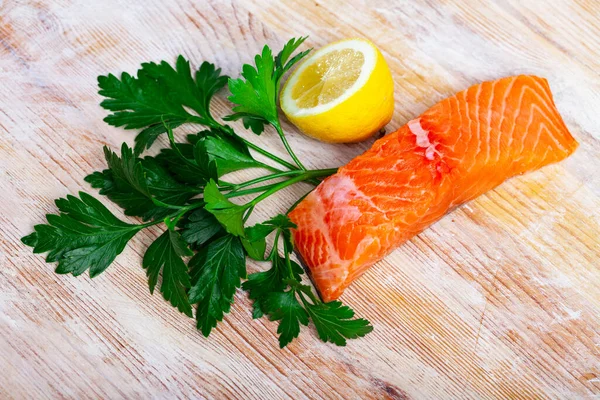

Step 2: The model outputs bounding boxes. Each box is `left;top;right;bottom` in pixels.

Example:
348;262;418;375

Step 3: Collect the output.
408;118;439;160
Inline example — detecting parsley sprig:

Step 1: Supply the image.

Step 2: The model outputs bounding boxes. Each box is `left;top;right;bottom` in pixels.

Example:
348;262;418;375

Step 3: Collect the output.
22;38;373;347
98;57;228;154
243;216;373;347
226;37;310;170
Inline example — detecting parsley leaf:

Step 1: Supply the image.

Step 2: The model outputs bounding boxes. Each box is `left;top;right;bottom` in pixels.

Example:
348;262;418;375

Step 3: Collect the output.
225;38;310;170
156;143;207;185
143;157;199;204
243;253;285;312
242;117;267;135
226;45;277;134
241;223;276;261
98;57;228;153
133;124;178;155
241;215;296;261
21;192;142;278
203;180;246;236
242;252;303;320
267;214;297;250
246;223;278;241
194;60;230;115
263;290;309;348
225;37;310;136
193;140;219;183
305;301;374;346
203;134;261;175
85;144;197;221
188;234;246;336
103;143;148;196
274;37;310;84
242;213;372;347
265;214;297;230
85;167;167;221
142;229;193;317
241;236;267;262
181;208;223;247
155;132;220;187
183;129;261;176
186;130;210;145
242;218;302;333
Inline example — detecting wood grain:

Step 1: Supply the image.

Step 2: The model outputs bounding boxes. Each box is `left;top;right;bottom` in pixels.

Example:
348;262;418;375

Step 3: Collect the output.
1;0;599;398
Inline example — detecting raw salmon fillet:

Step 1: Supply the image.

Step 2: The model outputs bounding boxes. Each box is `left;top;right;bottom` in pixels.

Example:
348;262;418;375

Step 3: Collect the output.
289;75;578;302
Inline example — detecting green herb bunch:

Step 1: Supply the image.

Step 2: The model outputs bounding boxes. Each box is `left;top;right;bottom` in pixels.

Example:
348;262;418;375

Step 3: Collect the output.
22;37;372;347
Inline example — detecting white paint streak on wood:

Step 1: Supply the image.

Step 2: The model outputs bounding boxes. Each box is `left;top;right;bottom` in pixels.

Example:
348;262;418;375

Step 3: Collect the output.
0;0;599;398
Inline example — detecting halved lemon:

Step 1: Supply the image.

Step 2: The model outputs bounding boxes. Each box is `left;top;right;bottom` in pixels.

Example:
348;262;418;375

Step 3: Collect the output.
281;38;394;143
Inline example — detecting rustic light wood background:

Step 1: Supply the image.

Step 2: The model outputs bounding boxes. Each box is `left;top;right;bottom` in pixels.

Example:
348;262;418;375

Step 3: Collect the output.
1;0;599;398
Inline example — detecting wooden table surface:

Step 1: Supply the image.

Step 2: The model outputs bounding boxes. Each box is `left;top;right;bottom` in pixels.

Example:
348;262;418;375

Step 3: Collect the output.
1;0;599;398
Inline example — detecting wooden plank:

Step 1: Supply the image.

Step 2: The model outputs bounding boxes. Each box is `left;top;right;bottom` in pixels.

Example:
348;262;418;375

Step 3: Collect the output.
0;0;598;398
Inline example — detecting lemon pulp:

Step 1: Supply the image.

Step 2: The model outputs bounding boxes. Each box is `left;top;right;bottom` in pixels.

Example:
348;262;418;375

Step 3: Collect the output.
291;49;365;108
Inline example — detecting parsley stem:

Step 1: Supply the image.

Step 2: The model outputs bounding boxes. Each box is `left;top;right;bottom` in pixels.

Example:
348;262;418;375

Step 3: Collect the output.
143;169;334;228
283;242;296;280
169;208;190;227
166;126;196;166
256;161;283;173
217;123;324;185
243;206;254;223
297;290;312;307
229;170;305;191
151;198;187;209
218;180;236;188
139;219;166;228
274;124;306;171
225;182;280;197
190;116;224;132
269;231;281;259
248;168;334;207
225;167;335;193
292;279;321;305
242;139;298;171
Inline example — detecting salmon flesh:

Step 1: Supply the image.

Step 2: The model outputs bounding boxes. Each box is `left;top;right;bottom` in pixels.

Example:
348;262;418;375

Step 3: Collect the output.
289;75;578;302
